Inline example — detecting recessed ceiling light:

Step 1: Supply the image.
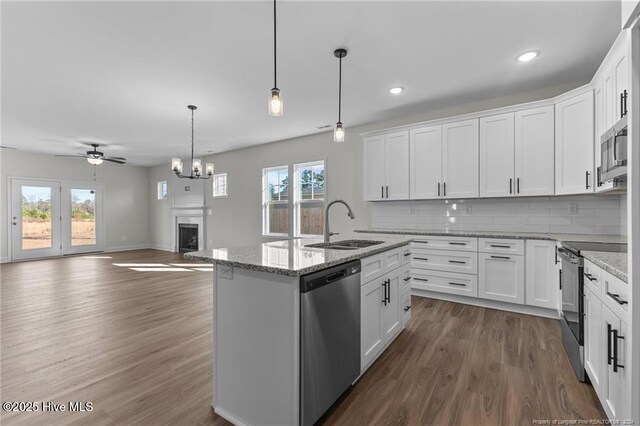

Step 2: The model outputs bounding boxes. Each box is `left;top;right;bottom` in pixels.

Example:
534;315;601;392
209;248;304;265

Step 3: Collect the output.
518;51;539;62
389;87;404;95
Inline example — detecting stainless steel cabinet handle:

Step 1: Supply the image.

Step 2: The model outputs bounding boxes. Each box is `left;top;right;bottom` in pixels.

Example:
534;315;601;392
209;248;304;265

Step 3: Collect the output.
381;186;384;199
437;182;441;197
448;282;466;287
597;166;602;187
613;328;624;372
413;241;428;244
583;273;597;282
448;242;466;246
448;260;466;264
606;291;628;306
490;244;511;248
404;277;411;282
403;252;412;257
509;178;513;194
404;306;411;312
413;277;429;282
586;171;590;190
414;257;429;261
443;182;446;197
385;186;389;198
607;323;613;365
517;178;520;194
490;255;511;260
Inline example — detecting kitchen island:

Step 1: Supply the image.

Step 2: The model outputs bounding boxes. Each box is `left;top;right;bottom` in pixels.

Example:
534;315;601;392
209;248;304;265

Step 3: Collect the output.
185;236;412;426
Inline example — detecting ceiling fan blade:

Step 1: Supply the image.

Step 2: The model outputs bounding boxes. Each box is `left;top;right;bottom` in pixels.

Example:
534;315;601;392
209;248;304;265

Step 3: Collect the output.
105;156;127;161
55;154;86;158
103;158;126;164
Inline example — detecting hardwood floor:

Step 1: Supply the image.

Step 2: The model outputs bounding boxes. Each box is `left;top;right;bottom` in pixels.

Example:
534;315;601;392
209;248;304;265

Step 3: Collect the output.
1;250;604;425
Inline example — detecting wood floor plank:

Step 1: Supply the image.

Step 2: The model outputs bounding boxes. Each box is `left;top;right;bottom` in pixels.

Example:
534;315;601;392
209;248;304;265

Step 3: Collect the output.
2;251;605;425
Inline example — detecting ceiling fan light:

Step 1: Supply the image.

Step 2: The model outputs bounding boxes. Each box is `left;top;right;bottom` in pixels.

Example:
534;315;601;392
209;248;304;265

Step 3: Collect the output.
334;122;345;143
206;163;214;176
172;157;183;173
269;88;283;116
87;157;103;165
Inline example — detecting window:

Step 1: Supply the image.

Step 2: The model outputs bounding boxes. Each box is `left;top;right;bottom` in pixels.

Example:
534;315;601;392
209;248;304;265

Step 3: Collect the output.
262;166;289;236
213;173;227;197
157;181;168;200
294;161;325;236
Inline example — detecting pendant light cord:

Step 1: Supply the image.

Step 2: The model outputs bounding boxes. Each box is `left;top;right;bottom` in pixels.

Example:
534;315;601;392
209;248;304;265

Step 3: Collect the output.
338;55;342;122
273;0;277;89
191;107;195;176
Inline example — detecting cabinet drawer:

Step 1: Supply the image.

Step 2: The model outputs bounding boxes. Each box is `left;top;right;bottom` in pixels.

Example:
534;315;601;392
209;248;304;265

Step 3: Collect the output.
410;235;477;252
361;253;384;284
400;264;411;295
583;260;602;298
401;245;412;265
411;269;478;297
384;248;403;272
400;291;411;326
602;270;629;321
478;238;524;255
412;249;477;274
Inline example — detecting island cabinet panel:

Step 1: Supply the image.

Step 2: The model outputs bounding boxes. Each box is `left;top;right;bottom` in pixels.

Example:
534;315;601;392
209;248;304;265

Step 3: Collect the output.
361;279;384;369
215;268;299;426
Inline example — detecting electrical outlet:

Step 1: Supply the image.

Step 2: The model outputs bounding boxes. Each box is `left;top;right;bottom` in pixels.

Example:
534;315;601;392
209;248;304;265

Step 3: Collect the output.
219;265;233;280
208;209;213;216
568;203;578;215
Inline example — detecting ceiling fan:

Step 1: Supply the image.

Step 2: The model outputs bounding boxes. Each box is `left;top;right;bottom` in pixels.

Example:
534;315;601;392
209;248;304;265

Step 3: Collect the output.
56;143;127;165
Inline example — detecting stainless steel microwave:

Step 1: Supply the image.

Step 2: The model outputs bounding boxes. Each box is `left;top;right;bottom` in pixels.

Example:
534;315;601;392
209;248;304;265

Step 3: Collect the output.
599;116;627;184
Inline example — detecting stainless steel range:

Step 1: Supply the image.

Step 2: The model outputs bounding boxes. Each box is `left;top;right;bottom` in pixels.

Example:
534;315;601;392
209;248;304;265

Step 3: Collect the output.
558;241;627;382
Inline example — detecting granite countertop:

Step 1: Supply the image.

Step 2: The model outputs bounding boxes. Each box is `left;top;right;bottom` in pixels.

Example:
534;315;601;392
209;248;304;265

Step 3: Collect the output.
582;251;628;283
355;228;627;244
356;228;628;283
184;235;412;277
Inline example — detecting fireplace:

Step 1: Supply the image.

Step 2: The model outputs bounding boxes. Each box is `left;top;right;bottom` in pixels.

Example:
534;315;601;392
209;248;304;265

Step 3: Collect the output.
178;224;199;253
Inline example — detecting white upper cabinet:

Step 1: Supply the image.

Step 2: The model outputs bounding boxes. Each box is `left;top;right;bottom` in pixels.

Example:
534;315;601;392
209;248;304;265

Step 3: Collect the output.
479;113;515;198
363;131;409;201
621;0;640;28
385;131;410;200
514;106;555;196
442;119;479;199
410;125;442;199
555;90;594;195
363;135;386;200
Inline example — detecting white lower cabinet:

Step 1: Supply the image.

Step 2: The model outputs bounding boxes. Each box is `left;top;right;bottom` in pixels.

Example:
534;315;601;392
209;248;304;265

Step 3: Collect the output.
602;304;630;420
478;252;525;304
411;268;478;297
525;240;559;309
584;285;605;399
360;249;406;372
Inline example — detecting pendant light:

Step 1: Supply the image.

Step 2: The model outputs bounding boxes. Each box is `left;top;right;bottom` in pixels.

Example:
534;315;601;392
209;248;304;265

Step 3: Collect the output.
171;105;214;180
333;48;347;143
268;0;283;116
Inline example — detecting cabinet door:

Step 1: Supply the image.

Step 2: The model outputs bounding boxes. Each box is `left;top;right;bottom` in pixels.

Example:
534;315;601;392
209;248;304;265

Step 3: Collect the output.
478;253;525;304
515;106;555;196
594;81;614;192
584;285;605;400
385;131;410;200
361;279;384;370
363;135;387;201
479;113;515;198
555;91;594;195
382;270;401;342
410;126;442;199
614;49;628;121
602;305;626;420
525;240;558;309
442;119;479;198
603;71;615;130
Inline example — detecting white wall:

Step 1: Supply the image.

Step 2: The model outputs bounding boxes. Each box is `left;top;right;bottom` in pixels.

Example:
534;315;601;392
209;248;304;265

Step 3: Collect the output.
371;194;625;235
148;82;591;249
0;149;151;260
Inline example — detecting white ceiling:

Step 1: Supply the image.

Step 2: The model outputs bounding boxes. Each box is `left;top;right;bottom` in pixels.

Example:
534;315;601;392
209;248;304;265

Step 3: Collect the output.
1;1;620;166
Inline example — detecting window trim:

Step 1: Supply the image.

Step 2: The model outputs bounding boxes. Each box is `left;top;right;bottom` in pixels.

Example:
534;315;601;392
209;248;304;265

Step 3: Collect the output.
262;165;290;238
157;181;168;200
293;160;326;238
212;173;228;198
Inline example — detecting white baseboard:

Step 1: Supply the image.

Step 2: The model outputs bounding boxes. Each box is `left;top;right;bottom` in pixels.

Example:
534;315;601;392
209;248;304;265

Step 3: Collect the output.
0;257;10;264
411;289;560;319
214;406;251;426
105;244;153;253
148;244;174;252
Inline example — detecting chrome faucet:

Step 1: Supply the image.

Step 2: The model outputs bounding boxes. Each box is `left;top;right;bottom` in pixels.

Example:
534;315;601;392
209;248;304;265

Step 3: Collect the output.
324;199;356;243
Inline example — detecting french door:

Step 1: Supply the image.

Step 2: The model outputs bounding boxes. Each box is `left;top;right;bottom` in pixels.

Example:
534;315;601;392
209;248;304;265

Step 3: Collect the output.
10;178;104;261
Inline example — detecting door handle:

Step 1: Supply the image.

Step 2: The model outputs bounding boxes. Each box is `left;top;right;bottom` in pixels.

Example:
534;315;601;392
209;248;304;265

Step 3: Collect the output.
517;178;520;194
606;291;628;306
586;171;590;190
583;273;597;282
623;90;628;116
597;166;602;187
381;186;384;199
607;323;613;366
509;178;512;194
613;329;624;372
443;182;446;197
385;185;389;198
404;306;411;312
381;281;387;306
386;279;391;303
620;92;625;118
437;182;440;197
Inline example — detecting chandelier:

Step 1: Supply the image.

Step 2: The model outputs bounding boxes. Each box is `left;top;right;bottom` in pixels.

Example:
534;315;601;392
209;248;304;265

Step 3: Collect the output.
171;105;213;179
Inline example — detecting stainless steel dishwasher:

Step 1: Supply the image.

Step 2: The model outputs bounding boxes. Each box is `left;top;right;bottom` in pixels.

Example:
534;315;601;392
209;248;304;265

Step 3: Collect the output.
300;260;361;426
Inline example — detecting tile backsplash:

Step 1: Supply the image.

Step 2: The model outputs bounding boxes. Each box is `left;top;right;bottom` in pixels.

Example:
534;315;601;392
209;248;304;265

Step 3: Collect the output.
371;194;626;236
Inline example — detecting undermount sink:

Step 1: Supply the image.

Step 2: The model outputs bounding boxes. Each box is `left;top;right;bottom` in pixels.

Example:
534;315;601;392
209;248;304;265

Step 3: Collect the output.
305;239;385;250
